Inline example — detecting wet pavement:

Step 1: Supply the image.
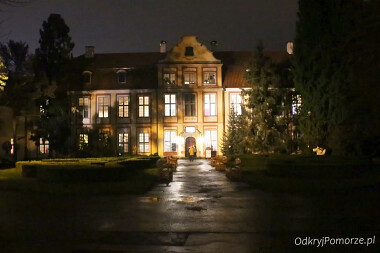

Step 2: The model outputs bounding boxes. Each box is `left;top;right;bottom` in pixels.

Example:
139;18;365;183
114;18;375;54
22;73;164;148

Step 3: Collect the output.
0;159;379;252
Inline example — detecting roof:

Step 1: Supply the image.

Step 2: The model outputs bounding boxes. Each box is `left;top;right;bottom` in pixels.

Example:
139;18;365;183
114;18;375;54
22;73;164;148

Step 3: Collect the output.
75;50;289;90
214;51;290;88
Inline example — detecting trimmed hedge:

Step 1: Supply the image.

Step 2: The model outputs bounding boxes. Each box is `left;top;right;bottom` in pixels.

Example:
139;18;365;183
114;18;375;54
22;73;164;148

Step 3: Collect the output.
16;155;160;183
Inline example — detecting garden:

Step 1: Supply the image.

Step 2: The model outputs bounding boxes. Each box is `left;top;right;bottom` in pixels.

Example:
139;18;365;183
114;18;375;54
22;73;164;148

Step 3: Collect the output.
0;155;160;195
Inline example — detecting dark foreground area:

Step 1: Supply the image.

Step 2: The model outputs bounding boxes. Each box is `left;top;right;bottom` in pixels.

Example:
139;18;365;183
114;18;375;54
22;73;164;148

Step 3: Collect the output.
0;159;379;252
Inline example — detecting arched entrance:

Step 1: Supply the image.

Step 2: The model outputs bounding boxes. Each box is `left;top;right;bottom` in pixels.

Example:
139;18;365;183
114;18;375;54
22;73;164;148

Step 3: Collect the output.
185;137;196;157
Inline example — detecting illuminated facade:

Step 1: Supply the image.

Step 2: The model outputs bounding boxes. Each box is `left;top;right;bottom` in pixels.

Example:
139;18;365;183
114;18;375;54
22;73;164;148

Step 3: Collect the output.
70;36;288;157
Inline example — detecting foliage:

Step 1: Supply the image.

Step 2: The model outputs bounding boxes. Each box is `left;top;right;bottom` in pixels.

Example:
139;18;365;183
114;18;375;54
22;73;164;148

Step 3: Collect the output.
73;127;117;158
222;108;250;155
292;0;380;156
34;13;74;84
0;57;7;90
243;42;294;154
31;14;75;157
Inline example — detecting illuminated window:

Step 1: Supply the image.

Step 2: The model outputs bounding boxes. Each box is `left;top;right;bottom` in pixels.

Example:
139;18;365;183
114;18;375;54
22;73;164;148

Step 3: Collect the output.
97;95;110;118
138;95;150;117
230;93;242;115
163;73;176;85
117;70;127;83
184;93;196;116
164;130;177;152
78;97;90;123
118;95;129;118
10;138;14;154
39;138;49;154
203;68;216;84
83;71;92;84
118;131;129;153
138;132;150;153
292;94;302;115
164;94;176;116
183;68;196;85
204;93;216;116
79;133;88;150
205;129;218;151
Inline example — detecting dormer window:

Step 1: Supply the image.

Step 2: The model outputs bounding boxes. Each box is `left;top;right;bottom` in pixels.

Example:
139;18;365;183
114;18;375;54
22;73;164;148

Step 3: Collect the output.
83;71;92;84
117;70;127;84
185;46;194;56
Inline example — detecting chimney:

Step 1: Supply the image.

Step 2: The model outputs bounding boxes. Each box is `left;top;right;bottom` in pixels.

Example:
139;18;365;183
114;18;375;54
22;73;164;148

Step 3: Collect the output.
85;46;95;58
210;40;218;52
159;40;167;53
286;42;294;55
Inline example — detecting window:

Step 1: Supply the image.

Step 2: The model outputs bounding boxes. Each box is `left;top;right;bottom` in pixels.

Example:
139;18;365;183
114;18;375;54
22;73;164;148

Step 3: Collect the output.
117;70;126;83
203;68;216;84
138;95;150;117
183;68;196;85
138;132;150;153
39;138;49;154
164;94;176;116
164;130;177;152
79;133;88;150
10;138;14;154
204;129;218;151
78;97;90;122
185;46;194;56
204;93;216;116
83;71;92;84
118;95;129;117
184;93;196;117
292;94;302;115
230;93;242;115
118;132;129;153
97;95;110;118
163;73;176;85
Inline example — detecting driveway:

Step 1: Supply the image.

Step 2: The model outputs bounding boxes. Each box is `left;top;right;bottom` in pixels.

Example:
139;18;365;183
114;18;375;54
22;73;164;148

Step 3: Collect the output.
0;159;379;252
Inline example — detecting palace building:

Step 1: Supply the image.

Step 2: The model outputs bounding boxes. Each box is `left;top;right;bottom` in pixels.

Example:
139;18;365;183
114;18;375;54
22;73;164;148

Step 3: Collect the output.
70;36;288;158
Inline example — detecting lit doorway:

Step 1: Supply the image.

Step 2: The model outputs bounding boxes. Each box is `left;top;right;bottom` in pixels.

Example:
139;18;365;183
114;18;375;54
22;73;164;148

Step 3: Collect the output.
185;137;196;157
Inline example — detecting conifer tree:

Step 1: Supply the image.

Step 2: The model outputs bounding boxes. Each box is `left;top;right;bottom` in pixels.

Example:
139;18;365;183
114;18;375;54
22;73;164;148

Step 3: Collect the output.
243;42;292;154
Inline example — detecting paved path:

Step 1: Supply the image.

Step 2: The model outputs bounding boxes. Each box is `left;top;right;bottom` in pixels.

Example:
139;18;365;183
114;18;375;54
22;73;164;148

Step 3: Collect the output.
0;159;379;252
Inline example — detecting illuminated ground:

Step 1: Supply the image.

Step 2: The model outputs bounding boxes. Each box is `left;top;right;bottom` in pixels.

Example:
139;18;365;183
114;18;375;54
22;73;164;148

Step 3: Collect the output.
0;159;378;252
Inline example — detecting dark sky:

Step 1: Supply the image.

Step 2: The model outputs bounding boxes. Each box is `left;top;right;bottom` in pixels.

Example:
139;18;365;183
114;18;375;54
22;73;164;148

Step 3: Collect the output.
1;0;298;56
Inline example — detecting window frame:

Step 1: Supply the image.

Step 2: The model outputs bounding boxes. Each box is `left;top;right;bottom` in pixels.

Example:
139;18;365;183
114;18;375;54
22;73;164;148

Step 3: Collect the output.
202;68;217;85
183;67;197;85
164;94;177;117
117;94;130;118
117;70;127;84
79;133;88;150
229;92;243;116
83;71;92;84
164;130;177;153
117;130;129;154
204;93;217;116
39;138;49;154
138;95;150;118
204;129;218;151
78;96;90;123
184;93;197;117
97;95;110;118
138;129;150;153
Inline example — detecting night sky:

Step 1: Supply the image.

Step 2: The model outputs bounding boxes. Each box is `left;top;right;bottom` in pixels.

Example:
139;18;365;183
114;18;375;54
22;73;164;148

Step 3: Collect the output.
1;0;298;56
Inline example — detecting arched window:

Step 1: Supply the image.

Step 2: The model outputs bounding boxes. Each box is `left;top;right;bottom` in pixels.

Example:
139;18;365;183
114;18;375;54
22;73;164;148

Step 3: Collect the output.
117;70;127;84
83;71;92;84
